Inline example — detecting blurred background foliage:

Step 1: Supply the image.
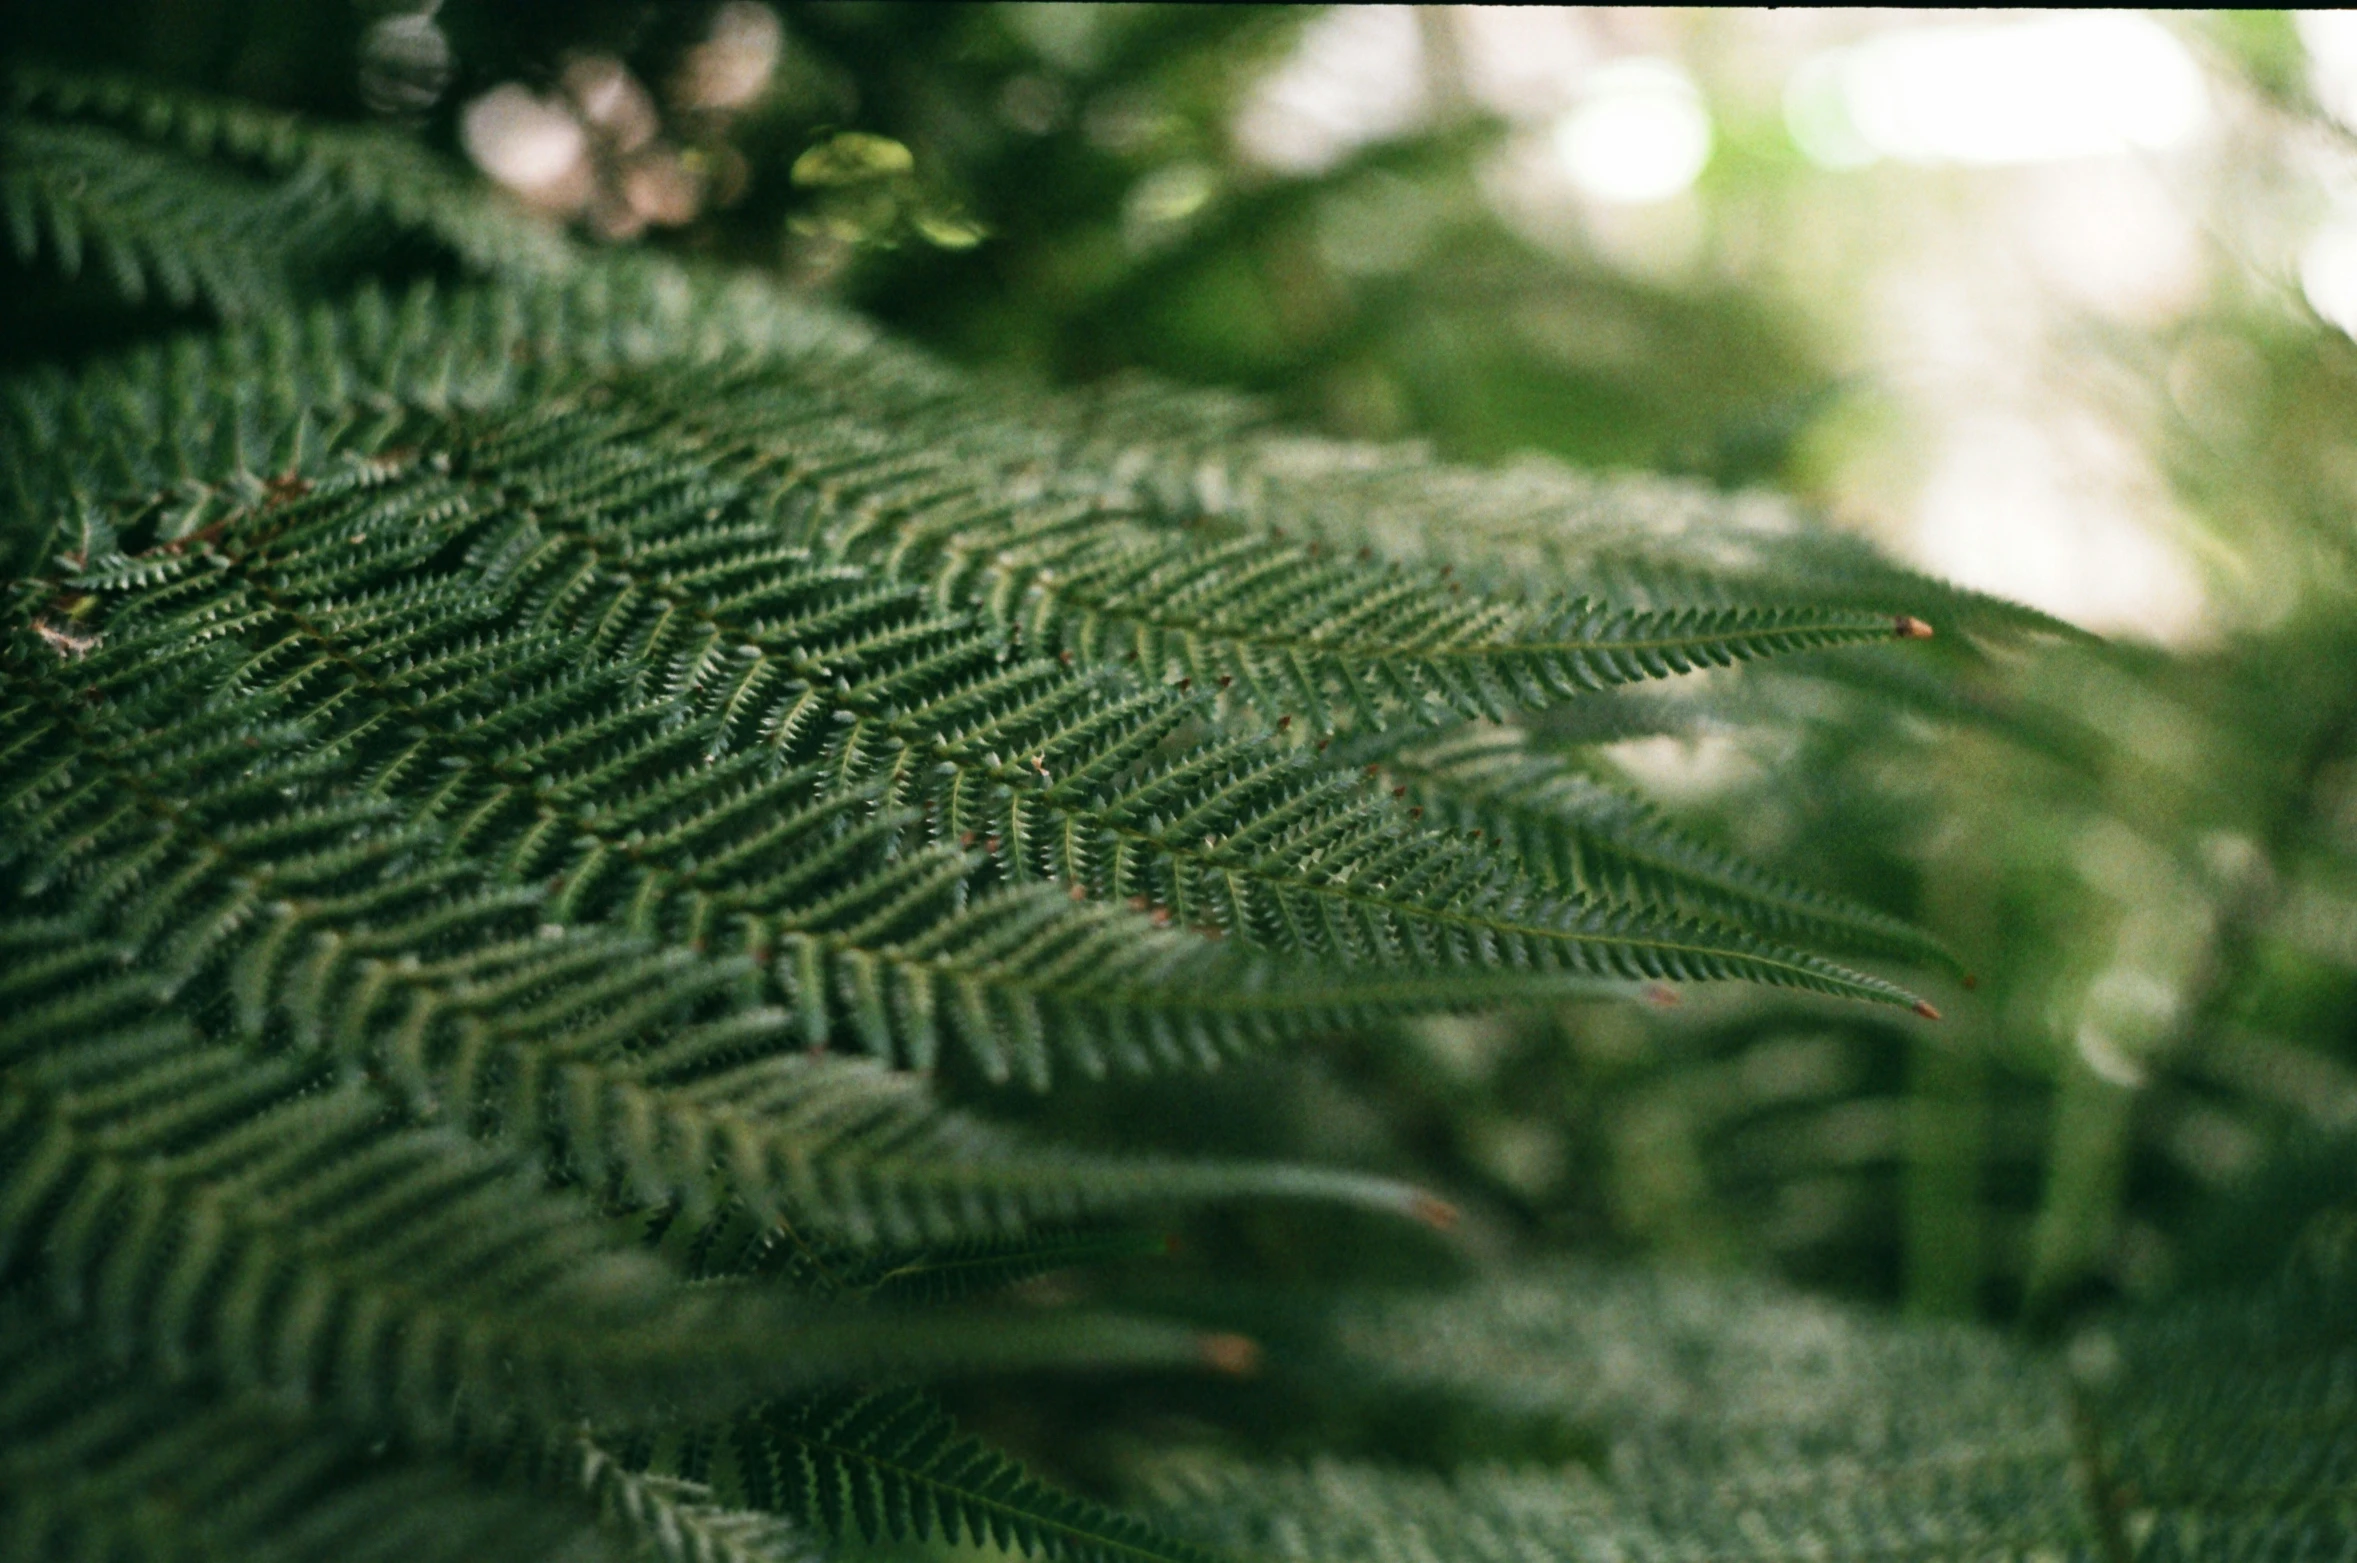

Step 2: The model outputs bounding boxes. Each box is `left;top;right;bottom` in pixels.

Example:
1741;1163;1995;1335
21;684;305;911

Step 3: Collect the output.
9;0;2357;1383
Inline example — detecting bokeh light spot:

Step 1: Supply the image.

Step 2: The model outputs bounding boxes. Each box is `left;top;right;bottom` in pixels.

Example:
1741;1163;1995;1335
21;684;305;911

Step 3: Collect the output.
1789;14;2207;169
1552;60;1712;206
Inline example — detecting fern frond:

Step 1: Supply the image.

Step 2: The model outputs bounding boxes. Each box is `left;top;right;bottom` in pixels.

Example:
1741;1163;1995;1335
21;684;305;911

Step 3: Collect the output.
8;65;573;283
577;1439;826;1563
771;880;1925;1081
0;70;2062;712
0;1001;836;1434
837;1227;1178;1305
655;1200;1177;1303
1;118;325;316
638;1388;1230;1563
1047;389;2093;649
2;472;1462;1219
0;252;1985;753
0;1311;623;1563
0;944;1220;1441
447;404;1923;1016
1385;725;1962;974
599;361;1925;729
594;1052;1443;1249
6;387;1933;1131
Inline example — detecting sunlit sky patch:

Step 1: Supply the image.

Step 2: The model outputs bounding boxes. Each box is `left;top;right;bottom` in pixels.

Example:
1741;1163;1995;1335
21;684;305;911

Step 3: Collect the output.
1786;13;2207;169
2298;9;2357;133
2298;12;2357;338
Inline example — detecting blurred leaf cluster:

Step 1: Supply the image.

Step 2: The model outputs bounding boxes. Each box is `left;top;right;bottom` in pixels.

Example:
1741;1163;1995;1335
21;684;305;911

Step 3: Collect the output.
0;2;1831;476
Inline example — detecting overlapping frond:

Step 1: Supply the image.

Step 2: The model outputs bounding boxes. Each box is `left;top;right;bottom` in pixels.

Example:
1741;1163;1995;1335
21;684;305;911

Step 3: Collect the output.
5;384;1935;1124
577;1439;827;1563
0;1310;623;1563
0;924;1216;1438
1385;724;1961;973
1;116;335;316
598;360;1926;730
1046;378;2092;649
470;401;1922;1009
631;1388;1228;1563
0;477;1466;1225
6;64;572;290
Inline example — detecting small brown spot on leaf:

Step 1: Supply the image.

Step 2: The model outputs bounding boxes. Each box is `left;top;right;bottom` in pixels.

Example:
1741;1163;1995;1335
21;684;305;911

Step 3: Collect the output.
1198;1333;1262;1376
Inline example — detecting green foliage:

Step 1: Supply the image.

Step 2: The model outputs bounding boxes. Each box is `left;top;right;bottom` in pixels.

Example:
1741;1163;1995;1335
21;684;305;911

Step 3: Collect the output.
0;1308;625;1563
1133;1251;2357;1560
1385;723;1964;974
4;66;570;301
631;1389;1231;1563
2;50;2349;1563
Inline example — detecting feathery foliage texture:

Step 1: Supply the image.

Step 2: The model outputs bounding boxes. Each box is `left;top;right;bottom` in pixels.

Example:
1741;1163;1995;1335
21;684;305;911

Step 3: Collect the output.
1132;1249;2357;1561
2;56;2349;1563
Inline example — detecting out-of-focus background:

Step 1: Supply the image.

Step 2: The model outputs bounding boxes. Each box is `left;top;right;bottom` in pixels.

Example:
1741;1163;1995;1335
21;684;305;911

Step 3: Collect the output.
11;3;2357;1330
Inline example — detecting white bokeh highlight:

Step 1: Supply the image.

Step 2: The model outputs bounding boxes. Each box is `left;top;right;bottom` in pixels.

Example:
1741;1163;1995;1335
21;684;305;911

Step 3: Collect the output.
1553;59;1713;205
460;85;589;204
1789;13;2207;169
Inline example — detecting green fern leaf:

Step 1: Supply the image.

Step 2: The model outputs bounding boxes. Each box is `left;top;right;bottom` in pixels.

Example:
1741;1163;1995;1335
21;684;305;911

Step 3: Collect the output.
656;1208;1179;1305
1385;724;1963;974
576;1438;827;1563
6;380;1935;1111
598;360;1927;729
1050;389;2095;650
8;65;573;284
0;1306;625;1563
642;1388;1231;1563
0;118;323;316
